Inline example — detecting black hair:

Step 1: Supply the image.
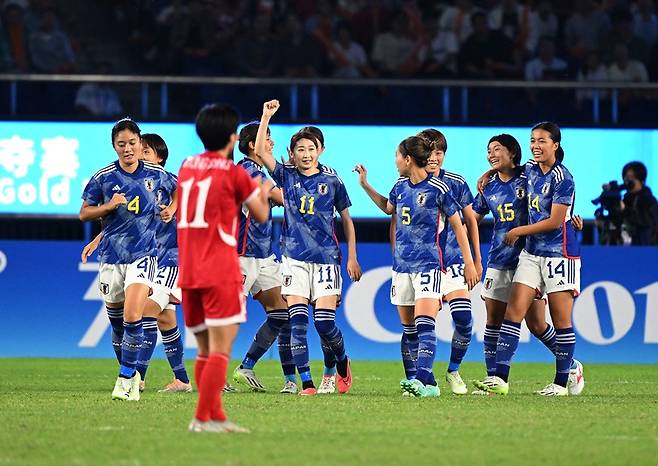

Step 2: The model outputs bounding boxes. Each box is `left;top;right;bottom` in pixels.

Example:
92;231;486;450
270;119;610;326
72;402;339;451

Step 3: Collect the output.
622;161;647;184
531;121;564;162
398;136;432;168
488;133;522;166
417;128;447;152
195;103;240;151
289;130;319;152
141;133;169;167
111;118;140;145
300;125;324;148
238;121;269;156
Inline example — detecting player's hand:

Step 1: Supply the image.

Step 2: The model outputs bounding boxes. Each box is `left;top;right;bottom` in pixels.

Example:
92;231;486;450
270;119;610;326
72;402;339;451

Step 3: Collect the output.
463;262;479;290
81;240;98;263
159;204;174;223
475;259;484;280
504;228;521;246
347;257;362;282
572;214;584;231
109;193;127;209
262;99;280;118
476;169;496;195
353;164;368;187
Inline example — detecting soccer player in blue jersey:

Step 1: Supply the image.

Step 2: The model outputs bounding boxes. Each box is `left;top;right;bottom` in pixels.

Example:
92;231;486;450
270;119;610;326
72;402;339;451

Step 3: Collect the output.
230;122;298;394
357;135;478;397
80;119;175;401
255;99;362;396
474;122;583;396
417;128;483;395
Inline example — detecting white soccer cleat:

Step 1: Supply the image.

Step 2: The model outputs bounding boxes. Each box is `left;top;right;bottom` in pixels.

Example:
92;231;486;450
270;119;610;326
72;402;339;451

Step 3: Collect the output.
317;375;336;394
112;376;132;401
158;378;193;393
280;380;298;394
445;371;468;395
188;418;250;433
232;367;266;392
128;372;141;401
567;359;585;396
536;383;568;396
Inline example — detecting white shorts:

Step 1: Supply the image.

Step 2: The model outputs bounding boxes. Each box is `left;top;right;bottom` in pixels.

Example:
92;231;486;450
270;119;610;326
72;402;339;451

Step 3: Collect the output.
440;263;469;297
390;269;442;306
281;256;341;301
513;250;581;296
481;267;515;303
240;255;282;297
150;265;181;311
99;256;157;303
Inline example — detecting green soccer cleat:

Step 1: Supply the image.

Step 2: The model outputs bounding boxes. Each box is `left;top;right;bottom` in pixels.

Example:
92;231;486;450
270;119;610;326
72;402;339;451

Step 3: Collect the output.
445;371;468;395
473;375;509;395
233;367;266;392
420;384;441;398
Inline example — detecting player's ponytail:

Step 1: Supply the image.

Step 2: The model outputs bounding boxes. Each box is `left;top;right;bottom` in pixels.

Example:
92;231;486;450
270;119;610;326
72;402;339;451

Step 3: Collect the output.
531;121;564;162
399;136;432;168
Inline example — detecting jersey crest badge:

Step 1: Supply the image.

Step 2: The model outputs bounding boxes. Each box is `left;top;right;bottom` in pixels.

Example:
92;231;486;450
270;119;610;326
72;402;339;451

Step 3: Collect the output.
515;187;525;199
318;183;328;195
100;283;110;295
484;278;493;290
144;178;155;192
416;193;427;206
283;275;292;287
541;183;550;195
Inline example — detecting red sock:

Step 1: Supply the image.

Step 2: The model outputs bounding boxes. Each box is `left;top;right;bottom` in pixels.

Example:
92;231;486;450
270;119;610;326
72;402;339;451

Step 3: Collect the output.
194;354;208;392
195;352;229;422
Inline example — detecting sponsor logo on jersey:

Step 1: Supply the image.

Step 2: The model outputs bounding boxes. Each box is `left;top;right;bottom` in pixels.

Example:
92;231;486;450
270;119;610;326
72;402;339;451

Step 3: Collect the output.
283;275;292;287
516;187;525;199
144;178;155;192
156;190;163;203
391;285;396;297
112;185;121;192
490;195;497;201
541;183;550;195
484;278;493;290
416;193;427;206
294;182;301;188
318;183;328;195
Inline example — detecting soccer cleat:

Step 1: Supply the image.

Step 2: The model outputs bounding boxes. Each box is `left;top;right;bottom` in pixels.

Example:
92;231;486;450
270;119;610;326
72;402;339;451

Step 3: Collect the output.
567;359;585;396
233;367;266;392
223;383;237;393
471;389;492;396
158;378;193;393
128;371;141;401
280;380;298;394
445;371;468;395
111;376;131;400
400;379;415;397
139;380;145;392
317;375;336;394
536;383;568;397
188;419;250;433
298;387;317;396
400;378;424;397
472;375;509;395
336;357;353;394
213;420;250;433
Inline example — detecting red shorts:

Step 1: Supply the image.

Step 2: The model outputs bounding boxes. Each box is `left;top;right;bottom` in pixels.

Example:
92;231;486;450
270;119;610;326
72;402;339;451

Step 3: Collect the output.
182;284;246;333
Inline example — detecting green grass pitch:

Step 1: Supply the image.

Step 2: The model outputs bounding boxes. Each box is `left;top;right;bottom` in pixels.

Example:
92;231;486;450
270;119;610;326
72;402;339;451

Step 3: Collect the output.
1;358;657;466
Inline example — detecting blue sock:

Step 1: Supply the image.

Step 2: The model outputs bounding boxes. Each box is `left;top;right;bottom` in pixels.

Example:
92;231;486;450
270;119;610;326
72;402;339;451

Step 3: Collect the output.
314;308;349;378
533;323;557;355
321;337;337;376
242;309;288;369
135;317;158;380
106;306;124;363
448;299;473;372
161;326;189;383
119;319;143;379
483;324;501;377
414;315;437;386
401;324;418;379
277;320;296;380
554;327;576;387
289;304;311;382
495;320;521;382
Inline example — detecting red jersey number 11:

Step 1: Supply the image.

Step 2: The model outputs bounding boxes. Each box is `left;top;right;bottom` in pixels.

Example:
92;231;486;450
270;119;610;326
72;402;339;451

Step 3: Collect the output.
178;176;212;228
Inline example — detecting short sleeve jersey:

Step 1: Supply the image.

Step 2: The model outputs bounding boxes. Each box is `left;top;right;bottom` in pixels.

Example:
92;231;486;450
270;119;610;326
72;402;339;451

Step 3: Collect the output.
524;160;580;258
154;171;178;268
437;169;475;267
271;162;351;265
472;171;528;270
237;158;274;258
82;160;174;264
176;152;259;289
388;174;460;273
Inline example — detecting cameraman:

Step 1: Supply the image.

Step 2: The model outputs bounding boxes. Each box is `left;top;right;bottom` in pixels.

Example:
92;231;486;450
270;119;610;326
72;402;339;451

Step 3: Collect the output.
621;161;658;245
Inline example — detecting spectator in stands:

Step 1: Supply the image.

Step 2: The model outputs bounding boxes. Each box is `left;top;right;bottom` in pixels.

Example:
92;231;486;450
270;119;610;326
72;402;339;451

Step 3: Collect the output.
0;15;13;71
370;16;417;76
350;1;394;53
439;0;479;44
28;9;76;73
329;23;374;78
278;13;324;77
621;161;658;245
420;15;459;77
166;0;217;75
633;0;658;48
459;11;521;79
487;0;534;55
564;0;611;63
74;62;123;117
2;0;30;72
602;9;650;64
525;36;568;81
608;42;649;81
576;51;609;106
532;1;559;42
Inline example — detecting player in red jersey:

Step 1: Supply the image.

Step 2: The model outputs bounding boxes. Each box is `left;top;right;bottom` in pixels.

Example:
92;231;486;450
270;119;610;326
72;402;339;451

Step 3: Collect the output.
178;103;270;433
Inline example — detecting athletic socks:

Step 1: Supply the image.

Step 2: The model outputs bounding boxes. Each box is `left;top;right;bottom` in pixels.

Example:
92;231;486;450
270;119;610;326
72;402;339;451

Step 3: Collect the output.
241;309;288;369
448;298;473;372
533;323;557;355
320;337;337;376
414;315;437;386
106;306;124;363
119;319;143;379
495;320;521;383
195;352;229;422
194;354;208;391
401;324;418;379
314;309;349;377
554;327;576;387
289;304;311;382
483;324;501;377
276;320;297;380
161;326;189;383
135;316;158;380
